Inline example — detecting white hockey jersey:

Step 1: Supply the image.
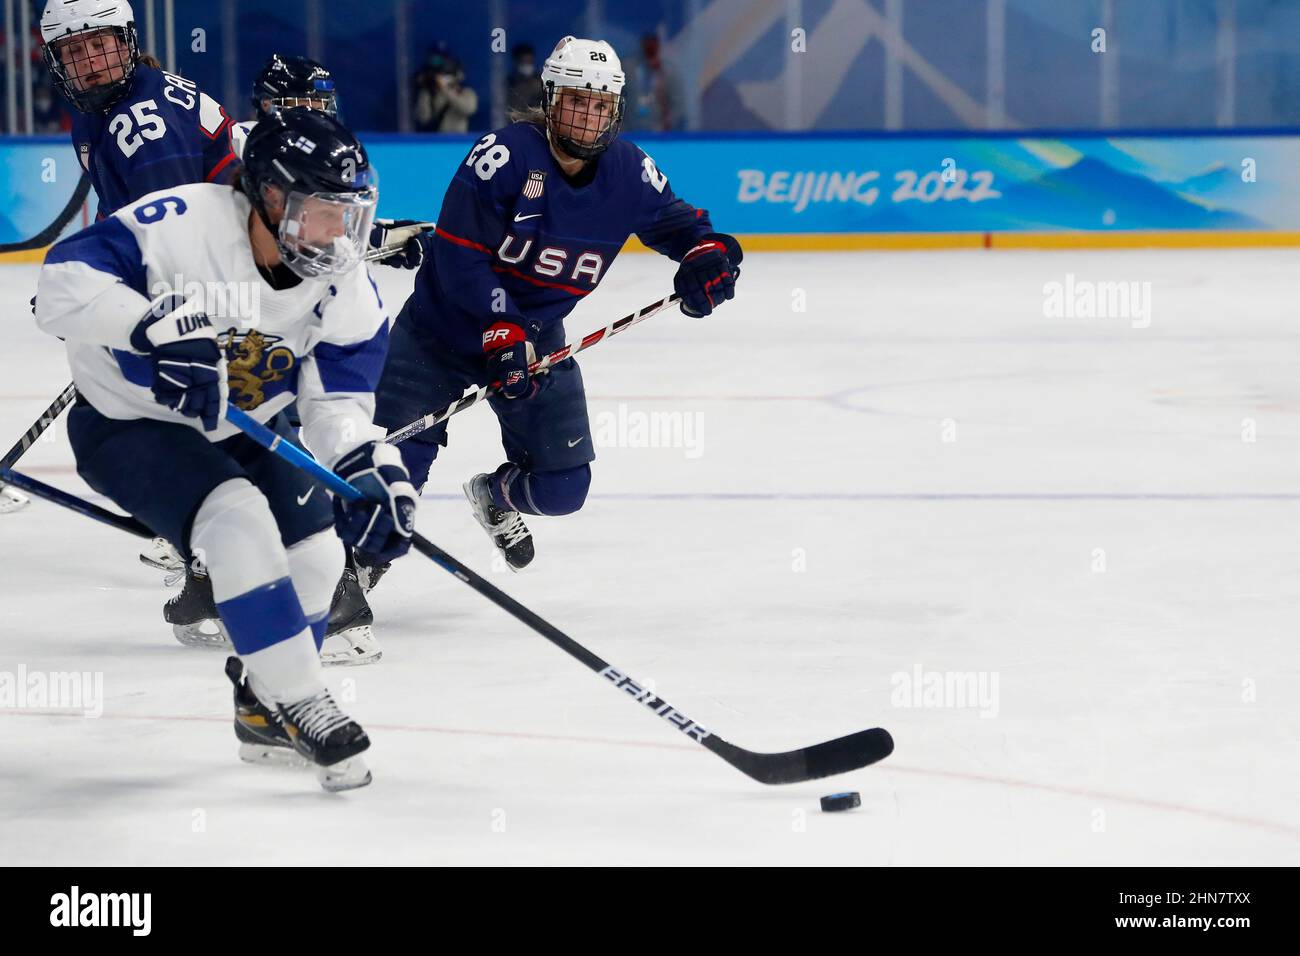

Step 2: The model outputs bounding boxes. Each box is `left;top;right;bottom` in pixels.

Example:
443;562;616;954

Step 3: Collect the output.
35;182;390;469
231;119;256;161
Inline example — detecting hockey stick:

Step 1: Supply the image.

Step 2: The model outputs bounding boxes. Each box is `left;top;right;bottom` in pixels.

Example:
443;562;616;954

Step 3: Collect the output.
362;221;436;264
226;406;894;784
1;383;77;471
385;293;683;446
0;383;78;513
0;173;92;253
361;241;406;263
0;466;152;538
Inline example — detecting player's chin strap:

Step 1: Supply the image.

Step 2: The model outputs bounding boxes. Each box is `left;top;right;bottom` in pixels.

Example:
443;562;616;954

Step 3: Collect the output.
221;406;895;785
384;292;682;446
240;178;282;240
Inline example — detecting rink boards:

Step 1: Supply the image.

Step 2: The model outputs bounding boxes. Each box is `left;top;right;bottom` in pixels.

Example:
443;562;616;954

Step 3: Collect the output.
2;130;1298;257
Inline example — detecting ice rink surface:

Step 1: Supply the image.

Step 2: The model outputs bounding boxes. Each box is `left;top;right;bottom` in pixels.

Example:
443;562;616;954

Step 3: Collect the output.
2;248;1298;865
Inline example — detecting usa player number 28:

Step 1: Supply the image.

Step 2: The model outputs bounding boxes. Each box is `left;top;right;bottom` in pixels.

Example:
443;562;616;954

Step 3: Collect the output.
466;133;510;181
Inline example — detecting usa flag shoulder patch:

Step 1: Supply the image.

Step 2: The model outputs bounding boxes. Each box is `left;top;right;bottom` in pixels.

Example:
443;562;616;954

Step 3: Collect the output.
522;170;546;200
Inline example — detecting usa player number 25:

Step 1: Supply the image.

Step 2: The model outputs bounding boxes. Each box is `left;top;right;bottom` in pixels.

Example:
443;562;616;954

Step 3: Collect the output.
108;101;166;158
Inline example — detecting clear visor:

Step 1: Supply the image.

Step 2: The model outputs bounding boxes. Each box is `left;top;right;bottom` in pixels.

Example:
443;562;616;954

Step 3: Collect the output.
276;186;378;279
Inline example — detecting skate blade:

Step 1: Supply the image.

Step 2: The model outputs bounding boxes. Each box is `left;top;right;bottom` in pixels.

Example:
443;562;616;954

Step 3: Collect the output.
172;622;232;649
321;624;382;667
317;756;372;792
238;742;312;769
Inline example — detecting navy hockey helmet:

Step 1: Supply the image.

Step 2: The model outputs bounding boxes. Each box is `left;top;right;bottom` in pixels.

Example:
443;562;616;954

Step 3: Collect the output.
240;108;378;279
252;53;337;119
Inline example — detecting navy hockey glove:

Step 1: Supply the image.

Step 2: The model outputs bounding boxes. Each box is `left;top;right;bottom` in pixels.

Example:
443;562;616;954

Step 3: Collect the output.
483;321;539;400
369;219;434;270
130;294;227;432
674;232;743;317
332;441;418;563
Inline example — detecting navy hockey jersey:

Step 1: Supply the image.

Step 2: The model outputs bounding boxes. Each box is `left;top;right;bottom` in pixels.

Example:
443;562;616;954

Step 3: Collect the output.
71;66;237;218
407;122;713;355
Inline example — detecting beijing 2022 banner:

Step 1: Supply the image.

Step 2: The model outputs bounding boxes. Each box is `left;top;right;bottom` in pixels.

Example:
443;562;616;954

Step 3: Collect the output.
3;133;1297;246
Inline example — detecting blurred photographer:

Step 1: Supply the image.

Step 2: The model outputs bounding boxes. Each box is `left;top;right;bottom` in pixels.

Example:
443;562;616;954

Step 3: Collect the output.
413;42;478;133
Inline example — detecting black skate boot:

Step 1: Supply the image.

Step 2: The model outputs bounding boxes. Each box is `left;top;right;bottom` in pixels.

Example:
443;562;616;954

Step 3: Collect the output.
278;690;372;791
164;565;230;649
224;656;305;768
352;549;391;594
322;557;381;666
463;472;534;571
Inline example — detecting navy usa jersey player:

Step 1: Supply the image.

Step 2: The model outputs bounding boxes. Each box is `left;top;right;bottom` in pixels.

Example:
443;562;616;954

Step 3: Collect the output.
40;0;237;219
34;110;415;790
359;34;742;595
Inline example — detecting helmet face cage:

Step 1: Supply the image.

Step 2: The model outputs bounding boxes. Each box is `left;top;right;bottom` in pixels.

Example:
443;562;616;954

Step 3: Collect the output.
252;55;337;120
543;83;624;160
274;185;378;279
43;23;139;114
262;93;338;118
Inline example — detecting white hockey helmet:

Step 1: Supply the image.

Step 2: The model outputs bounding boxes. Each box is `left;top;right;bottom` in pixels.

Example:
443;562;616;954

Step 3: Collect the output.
540;36;626;160
40;0;140;114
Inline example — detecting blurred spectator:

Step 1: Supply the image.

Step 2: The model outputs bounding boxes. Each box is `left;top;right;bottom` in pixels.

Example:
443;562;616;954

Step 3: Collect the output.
623;33;683;132
32;79;69;133
413;42;478;133
506;43;542;115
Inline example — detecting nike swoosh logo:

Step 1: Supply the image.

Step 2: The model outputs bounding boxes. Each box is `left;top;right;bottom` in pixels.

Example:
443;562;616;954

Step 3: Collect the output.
568;437;584;447
297;488;315;506
513;213;542;222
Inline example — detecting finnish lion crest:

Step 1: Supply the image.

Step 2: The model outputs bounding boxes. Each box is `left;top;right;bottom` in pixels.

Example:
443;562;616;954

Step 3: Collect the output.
222;329;296;410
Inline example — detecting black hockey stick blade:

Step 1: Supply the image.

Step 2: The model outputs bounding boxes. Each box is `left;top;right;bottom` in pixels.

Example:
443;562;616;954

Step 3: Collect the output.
705;727;894;785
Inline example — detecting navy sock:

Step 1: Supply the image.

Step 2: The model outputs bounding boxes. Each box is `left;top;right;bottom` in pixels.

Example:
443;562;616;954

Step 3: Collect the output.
491;463;591;516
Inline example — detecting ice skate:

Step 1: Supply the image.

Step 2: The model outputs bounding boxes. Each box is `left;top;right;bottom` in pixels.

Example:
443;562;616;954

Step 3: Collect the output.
225;656;308;768
164;564;231;649
463;473;534;571
278;689;372;792
322;559;382;666
139;536;185;582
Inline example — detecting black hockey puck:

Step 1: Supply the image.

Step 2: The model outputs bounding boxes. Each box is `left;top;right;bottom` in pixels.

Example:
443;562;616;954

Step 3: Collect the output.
819;791;861;812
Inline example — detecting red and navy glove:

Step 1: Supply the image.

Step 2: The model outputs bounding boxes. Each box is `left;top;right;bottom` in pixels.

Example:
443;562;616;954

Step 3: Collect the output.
483;321;539;400
332;441;418;563
674;232;743;317
129;293;227;432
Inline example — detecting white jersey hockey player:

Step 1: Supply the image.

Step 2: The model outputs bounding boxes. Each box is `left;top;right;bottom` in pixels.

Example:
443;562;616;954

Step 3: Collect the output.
34;108;418;790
